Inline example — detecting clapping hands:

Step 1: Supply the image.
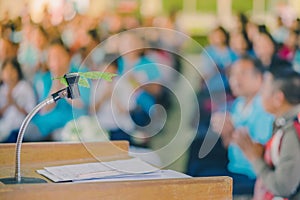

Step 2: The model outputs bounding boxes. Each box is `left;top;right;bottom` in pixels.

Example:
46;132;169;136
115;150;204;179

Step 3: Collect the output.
211;112;235;147
232;127;264;162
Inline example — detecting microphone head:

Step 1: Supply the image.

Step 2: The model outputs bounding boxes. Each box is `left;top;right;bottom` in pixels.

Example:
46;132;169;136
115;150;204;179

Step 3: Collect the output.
64;73;81;99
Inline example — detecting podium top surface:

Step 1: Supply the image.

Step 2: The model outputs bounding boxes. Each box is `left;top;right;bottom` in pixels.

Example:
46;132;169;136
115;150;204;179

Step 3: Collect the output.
0;141;232;200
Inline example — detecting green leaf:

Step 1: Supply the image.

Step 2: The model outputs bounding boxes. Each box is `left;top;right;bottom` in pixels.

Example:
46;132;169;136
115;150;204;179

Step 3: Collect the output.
51;77;69;87
79;72;117;82
60;77;68;87
52;71;116;89
78;77;90;88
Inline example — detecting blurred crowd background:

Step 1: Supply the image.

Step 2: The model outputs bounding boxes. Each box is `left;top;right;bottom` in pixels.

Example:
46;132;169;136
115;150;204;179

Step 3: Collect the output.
1;0;300;198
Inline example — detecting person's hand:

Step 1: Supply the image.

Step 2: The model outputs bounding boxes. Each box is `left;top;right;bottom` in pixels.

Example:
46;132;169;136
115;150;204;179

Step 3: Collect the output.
5;87;28;115
6;88;15;106
0;89;14;116
211;112;234;135
232;127;264;162
211;112;235;147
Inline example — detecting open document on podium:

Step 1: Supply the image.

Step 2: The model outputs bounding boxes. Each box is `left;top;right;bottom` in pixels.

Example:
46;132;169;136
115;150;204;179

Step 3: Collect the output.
37;158;190;183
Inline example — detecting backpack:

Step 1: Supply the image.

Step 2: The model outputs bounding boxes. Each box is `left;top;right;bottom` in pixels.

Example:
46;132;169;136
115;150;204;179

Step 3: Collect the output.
293;113;300;141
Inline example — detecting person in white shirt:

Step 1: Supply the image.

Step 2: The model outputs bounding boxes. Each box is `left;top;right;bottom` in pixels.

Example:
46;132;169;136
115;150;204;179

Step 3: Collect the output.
90;60;136;143
0;58;36;142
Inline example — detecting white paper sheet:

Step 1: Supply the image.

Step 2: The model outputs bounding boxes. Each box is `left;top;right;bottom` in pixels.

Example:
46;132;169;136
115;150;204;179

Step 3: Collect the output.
72;170;191;183
37;158;162;182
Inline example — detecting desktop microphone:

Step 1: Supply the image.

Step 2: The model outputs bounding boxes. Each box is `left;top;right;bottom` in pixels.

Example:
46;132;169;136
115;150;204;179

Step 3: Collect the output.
0;73;81;184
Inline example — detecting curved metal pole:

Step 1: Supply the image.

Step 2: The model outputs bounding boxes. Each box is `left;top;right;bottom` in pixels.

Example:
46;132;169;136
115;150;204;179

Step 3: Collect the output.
0;74;80;184
12;74;77;183
15;97;54;182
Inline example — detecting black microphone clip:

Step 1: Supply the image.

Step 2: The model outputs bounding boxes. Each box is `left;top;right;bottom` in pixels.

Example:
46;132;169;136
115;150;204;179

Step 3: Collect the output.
52;73;81;102
64;73;80;99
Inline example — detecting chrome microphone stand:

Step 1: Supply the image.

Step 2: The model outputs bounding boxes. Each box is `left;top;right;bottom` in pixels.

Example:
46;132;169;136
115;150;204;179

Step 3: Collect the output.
0;73;80;184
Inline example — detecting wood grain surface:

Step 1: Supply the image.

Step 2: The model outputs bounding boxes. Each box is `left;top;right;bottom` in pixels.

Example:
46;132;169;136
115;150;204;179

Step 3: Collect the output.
0;141;232;200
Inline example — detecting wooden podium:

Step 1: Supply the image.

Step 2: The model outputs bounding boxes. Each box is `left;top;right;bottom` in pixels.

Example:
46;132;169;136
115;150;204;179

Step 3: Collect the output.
0;141;232;199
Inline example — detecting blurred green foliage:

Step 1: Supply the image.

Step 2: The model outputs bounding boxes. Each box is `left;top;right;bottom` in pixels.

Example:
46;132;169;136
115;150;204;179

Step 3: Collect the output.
197;0;217;13
232;0;253;13
192;35;208;46
162;0;254;13
162;0;183;12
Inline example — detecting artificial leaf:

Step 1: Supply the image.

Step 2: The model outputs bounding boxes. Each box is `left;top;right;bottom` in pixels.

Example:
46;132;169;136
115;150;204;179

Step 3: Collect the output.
60;77;68;87
78;77;90;88
52;71;116;89
51;77;69;87
79;72;117;82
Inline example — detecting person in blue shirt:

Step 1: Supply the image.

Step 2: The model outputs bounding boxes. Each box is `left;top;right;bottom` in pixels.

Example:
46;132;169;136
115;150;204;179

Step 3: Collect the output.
118;56;161;113
212;56;274;196
201;26;236;92
26;39;90;141
117;32;161;132
32;67;52;103
293;32;300;72
229;30;255;62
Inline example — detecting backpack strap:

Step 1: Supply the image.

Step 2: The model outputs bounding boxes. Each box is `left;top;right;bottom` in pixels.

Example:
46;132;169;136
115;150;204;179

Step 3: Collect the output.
293;113;300;141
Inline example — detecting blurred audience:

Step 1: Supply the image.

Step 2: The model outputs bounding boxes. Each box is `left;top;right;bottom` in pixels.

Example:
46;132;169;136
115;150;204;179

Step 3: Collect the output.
188;14;300;196
28;40;90;141
253;29;280;69
200;26;234;92
91;60;136;143
0;6;183;144
1;5;300;197
293;31;300;72
272;16;289;45
233;67;300;200
278;30;298;62
234;13;249;33
18;25;48;80
186;26;236;190
0;38;17;67
118;32;162;129
0;58;36;142
229;30;254;61
211;57;274;196
190;26;235;138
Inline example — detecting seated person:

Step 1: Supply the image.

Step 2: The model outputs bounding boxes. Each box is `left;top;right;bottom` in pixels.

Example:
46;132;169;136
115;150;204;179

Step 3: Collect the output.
0;58;36;142
117;32;162;138
233;67;300;200
211;56;274;195
186;26;236;177
200;26;235;92
27;39;90;141
90;60;136;143
32;64;51;103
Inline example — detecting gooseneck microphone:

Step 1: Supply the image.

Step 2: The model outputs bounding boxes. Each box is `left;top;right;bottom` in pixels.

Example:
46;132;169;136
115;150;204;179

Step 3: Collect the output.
0;73;80;184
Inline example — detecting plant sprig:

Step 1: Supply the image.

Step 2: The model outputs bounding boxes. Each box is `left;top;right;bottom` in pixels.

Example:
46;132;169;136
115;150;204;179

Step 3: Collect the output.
52;72;117;88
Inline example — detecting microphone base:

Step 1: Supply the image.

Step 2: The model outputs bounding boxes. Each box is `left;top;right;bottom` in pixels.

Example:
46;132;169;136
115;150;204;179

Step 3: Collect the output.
0;177;47;184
